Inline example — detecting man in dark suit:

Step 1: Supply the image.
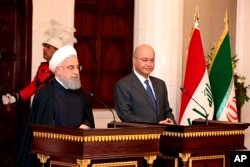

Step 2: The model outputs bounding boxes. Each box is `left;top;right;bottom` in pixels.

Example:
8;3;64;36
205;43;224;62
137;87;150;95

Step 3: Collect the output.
114;44;176;124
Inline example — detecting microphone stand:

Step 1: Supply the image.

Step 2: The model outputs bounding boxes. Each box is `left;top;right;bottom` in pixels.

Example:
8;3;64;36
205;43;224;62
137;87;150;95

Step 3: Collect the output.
89;92;116;128
180;88;209;125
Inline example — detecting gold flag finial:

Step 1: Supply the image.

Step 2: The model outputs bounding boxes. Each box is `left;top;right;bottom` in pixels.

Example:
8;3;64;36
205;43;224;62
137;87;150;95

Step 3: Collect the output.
224;8;229;30
194;6;199;27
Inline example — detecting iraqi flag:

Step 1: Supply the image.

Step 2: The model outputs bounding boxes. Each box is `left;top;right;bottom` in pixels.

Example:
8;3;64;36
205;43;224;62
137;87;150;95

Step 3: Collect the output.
179;25;214;125
208;23;238;122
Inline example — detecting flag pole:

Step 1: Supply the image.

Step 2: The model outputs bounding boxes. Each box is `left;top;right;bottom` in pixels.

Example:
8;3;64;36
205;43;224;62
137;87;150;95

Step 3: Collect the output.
194;6;199;27
224;8;229;30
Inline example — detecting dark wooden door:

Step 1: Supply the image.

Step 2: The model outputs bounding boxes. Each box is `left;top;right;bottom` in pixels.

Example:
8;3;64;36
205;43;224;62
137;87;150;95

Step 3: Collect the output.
74;0;134;108
0;0;32;166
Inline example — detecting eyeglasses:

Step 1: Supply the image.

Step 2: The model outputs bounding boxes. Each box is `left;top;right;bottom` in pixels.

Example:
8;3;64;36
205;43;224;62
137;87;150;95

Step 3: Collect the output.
135;56;155;63
59;65;83;71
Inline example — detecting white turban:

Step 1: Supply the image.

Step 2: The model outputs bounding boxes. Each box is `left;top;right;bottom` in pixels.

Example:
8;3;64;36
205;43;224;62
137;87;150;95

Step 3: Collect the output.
49;45;77;72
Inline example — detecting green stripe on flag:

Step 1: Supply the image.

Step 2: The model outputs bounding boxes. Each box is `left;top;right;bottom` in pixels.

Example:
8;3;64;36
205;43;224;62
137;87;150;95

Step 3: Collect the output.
209;29;233;119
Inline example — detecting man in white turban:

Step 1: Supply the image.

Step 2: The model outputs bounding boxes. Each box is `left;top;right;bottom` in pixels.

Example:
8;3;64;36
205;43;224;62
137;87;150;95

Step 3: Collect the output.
17;45;95;167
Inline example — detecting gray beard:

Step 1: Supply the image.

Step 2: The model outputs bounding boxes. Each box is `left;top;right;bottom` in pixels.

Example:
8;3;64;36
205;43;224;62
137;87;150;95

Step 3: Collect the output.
60;75;81;90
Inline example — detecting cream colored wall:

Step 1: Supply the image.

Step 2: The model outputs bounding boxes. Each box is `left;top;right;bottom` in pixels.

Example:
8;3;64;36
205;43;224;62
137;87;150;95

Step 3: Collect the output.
32;0;250;147
183;0;236;57
236;0;250;149
32;0;75;78
133;0;184;120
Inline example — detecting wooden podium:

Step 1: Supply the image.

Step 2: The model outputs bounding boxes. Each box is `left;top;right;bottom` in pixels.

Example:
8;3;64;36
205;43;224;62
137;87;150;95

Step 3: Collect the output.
30;124;166;167
31;120;249;167
158;119;250;167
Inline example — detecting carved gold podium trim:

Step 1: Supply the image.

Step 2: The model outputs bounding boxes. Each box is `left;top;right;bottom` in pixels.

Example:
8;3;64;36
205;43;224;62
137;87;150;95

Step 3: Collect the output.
37;154;50;164
50;160;79;167
33;131;161;142
92;161;138;167
162;130;245;137
189;155;225;167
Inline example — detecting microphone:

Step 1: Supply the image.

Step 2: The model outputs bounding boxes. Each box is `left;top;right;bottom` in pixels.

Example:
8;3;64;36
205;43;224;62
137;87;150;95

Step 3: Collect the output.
180;87;209;125
89;92;116;128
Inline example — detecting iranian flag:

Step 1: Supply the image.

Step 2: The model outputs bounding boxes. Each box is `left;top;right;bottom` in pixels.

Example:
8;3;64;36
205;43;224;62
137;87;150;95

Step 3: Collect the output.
208;25;238;122
179;25;214;125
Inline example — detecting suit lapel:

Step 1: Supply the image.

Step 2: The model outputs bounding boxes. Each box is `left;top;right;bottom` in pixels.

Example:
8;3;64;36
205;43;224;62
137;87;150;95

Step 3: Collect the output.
130;73;147;96
130;73;158;111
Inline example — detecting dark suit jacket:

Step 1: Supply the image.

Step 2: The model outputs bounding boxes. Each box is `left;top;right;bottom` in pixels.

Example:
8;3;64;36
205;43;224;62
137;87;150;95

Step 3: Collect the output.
114;72;176;123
